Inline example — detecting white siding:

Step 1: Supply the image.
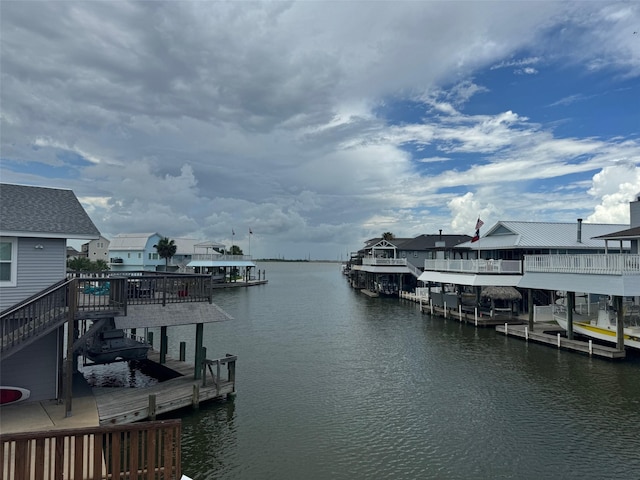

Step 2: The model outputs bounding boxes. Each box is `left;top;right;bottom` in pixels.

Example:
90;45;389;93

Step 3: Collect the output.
0;237;67;311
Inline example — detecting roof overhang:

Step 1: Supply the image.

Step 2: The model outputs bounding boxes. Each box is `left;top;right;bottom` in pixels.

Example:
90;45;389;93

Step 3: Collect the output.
418;271;522;287
0;231;100;240
351;265;413;274
187;260;256;268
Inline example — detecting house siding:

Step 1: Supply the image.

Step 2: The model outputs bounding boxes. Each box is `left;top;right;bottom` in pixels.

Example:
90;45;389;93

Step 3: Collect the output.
0;330;60;401
0;237;66;311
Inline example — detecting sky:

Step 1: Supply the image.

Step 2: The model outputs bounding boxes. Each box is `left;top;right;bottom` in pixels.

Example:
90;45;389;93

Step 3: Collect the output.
1;1;639;260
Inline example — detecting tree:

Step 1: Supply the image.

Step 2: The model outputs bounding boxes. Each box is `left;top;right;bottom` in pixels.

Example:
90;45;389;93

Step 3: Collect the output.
382;232;395;241
229;245;243;255
93;259;110;271
67;257;93;271
154;237;177;270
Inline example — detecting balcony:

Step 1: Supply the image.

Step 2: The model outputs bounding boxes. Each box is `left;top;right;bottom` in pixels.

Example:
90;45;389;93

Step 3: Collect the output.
423;259;522;274
190;254;253;262
362;258;407;266
525;254;640;275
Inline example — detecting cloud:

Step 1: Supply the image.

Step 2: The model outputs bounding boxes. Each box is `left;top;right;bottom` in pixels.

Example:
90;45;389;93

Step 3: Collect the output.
1;1;639;259
587;163;640;224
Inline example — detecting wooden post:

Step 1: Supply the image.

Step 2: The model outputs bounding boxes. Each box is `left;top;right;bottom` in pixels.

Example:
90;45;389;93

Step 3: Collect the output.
179;342;186;362
192;384;200;409
148;331;154;347
615;295;625;351
160;326;167;364
528;289;534;331
65;279;78;417
567;291;574;340
194;323;203;379
148;394;157;420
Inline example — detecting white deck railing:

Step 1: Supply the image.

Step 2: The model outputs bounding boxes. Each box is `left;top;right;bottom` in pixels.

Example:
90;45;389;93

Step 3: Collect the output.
362;258;408;266
525;254;640;275
423;259;522;274
191;254;253;262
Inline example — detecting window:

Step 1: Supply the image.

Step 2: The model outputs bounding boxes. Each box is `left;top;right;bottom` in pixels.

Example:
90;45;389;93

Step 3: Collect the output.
0;238;17;286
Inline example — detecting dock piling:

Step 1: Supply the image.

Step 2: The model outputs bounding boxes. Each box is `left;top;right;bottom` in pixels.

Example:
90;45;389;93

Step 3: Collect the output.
149;394;157;420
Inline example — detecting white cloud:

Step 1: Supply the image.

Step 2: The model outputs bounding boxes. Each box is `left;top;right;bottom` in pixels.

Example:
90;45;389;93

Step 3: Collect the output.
587;163;640;224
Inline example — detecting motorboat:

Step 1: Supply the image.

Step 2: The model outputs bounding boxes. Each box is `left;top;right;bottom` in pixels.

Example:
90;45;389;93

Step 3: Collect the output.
554;300;640;350
86;328;151;364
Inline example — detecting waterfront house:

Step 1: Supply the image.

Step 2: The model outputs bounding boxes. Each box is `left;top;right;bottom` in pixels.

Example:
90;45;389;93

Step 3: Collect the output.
80;235;110;261
349;233;470;296
108;232;164;272
0;183;100;401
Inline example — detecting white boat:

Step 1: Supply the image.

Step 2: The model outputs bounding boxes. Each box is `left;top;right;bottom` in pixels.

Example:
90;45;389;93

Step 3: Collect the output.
86;329;151;364
554;301;640;350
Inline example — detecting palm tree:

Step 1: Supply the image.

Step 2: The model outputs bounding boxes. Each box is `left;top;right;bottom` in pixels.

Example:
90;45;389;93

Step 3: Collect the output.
382;232;395;241
154;237;177;271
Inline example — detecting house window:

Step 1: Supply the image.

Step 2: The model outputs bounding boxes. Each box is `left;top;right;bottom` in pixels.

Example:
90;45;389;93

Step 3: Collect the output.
148;253;158;260
0;238;17;286
413;251;418;257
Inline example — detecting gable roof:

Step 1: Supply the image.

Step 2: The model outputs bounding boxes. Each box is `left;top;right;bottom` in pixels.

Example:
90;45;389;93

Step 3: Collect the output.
456;221;629;250
398;234;472;250
0;183;100;239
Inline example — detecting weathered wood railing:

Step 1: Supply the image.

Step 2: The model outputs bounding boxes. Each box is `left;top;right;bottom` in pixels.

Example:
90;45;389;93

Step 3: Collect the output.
0;419;181;480
1;273;216;360
202;354;237;397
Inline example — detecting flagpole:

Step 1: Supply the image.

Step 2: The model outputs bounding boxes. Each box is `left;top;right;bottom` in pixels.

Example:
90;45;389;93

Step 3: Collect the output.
249;228;251;257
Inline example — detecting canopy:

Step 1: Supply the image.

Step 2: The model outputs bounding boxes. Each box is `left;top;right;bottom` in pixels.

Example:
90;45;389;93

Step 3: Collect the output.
481;286;522;301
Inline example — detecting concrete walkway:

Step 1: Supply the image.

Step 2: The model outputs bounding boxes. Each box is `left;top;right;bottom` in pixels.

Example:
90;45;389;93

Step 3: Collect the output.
0;373;99;434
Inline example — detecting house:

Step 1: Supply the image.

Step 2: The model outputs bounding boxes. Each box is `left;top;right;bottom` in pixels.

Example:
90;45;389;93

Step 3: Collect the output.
80;235;110;261
0;183;100;401
108;233;164;272
348;233;471;295
418;220;628;291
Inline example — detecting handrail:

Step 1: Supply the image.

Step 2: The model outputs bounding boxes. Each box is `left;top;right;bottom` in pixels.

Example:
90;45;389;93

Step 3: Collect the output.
0;419;181;480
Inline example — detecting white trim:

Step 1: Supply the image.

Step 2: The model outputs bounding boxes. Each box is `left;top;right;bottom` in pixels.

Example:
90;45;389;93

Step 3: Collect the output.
0;237;18;287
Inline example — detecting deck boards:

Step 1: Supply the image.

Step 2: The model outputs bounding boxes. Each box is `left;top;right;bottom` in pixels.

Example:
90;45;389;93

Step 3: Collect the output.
495;323;626;359
93;352;235;425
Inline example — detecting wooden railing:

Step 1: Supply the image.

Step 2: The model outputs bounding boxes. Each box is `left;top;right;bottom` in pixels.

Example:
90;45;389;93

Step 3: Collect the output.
202;354;237;397
0;419;181;480
1;274;215;360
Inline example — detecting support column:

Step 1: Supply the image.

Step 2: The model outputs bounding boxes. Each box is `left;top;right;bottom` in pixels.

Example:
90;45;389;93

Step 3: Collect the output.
65;280;78;417
566;291;574;340
194;322;204;380
160;326;168;364
615;295;625;351
528;289;534;331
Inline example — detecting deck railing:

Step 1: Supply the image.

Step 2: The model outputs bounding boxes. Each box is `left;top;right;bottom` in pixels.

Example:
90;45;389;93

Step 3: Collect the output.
423;259;522;274
1;274;214;360
524;254;640;275
190;254;253;262
362;258;407;266
0;419;181;480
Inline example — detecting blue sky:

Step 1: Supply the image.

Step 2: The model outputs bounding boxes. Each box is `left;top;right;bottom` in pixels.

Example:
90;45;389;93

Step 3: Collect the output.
1;1;639;259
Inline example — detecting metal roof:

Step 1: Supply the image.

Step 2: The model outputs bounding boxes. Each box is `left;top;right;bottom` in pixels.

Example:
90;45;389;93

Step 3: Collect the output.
109;233;160;250
455;221;629;250
0;183;100;239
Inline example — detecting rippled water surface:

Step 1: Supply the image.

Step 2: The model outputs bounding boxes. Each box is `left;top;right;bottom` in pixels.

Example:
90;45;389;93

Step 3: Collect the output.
159;262;640;479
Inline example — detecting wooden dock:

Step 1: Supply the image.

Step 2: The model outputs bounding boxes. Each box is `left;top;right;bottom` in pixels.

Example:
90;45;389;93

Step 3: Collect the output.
495;323;626;359
93;351;236;425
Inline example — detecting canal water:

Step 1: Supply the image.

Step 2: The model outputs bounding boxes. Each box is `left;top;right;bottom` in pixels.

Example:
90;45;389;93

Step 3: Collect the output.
157;262;640;479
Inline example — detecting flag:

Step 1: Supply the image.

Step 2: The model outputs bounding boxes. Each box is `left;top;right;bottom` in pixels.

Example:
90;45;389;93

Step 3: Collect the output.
232;229;235;236
249;228;253;235
471;218;483;243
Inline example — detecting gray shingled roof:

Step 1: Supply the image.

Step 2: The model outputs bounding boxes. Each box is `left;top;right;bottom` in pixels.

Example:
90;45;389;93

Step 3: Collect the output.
0;183;100;239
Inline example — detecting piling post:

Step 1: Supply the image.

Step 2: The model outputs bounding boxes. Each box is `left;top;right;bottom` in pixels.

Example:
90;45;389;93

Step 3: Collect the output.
179;342;186;362
147;331;154;347
528;289;534;331
194;323;204;380
474;307;478;327
567;291;575;340
160;326;168;364
615;295;625;351
149;394;157;420
192;384;200;409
